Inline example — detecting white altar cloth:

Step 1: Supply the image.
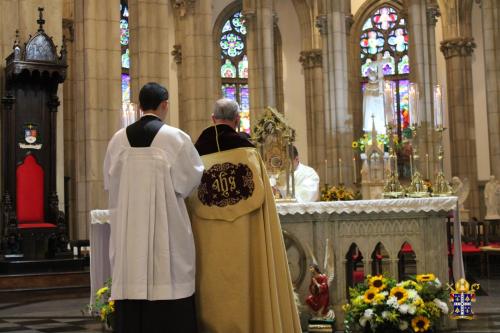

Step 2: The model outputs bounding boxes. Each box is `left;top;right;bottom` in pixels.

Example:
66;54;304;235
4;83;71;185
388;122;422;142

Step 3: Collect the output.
276;197;458;215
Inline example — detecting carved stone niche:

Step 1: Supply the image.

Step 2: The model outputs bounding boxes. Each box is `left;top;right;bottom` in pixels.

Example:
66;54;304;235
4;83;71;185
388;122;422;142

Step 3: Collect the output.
1;8;69;260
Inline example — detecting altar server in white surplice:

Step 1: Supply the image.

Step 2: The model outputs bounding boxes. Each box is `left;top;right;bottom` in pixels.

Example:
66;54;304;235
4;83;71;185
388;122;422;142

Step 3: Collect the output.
103;82;203;333
292;146;320;202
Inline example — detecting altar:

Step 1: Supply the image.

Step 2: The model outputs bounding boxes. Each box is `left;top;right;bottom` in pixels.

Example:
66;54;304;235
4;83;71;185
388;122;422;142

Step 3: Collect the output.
90;196;461;330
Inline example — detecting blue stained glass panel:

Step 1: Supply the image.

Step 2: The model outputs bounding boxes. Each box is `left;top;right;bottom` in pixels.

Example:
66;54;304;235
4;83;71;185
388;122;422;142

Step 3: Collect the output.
220;33;244;57
398;55;410;74
221;59;237;78
122;73;130;103
222;84;236;101
398;79;410;129
238;55;248;78
122;48;130;69
222;20;232;33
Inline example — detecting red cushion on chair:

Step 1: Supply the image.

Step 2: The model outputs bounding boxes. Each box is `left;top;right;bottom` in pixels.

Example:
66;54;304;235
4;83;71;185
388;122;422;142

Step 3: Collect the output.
18;223;56;229
461;243;481;253
16;154;44;223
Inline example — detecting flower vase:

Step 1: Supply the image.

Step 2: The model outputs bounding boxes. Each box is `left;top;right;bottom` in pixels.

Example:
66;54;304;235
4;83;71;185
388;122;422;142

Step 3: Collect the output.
103;316;115;332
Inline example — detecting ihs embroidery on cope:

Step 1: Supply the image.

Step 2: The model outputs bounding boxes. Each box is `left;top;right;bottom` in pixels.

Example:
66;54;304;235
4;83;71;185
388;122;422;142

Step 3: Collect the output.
198;163;254;207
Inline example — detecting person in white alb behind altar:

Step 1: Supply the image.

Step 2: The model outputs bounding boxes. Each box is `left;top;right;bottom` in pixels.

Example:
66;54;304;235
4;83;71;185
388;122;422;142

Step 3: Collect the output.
278;146;320;203
103;82;204;333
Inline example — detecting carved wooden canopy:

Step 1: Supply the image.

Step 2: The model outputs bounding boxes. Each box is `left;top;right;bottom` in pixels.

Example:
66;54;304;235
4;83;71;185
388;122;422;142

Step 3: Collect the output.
5;7;67;83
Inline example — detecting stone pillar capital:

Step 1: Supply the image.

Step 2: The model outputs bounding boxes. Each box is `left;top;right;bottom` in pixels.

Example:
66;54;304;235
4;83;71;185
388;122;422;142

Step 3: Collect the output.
426;4;441;27
299;49;323;69
315;15;328;36
345;14;354;33
440;37;476;59
172;0;195;17
171;44;182;64
242;9;256;28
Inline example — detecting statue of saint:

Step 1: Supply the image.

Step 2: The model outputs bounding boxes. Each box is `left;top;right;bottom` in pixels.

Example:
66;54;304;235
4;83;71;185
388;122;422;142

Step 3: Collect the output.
451;176;470;211
362;54;390;135
485;175;500;220
305;240;335;320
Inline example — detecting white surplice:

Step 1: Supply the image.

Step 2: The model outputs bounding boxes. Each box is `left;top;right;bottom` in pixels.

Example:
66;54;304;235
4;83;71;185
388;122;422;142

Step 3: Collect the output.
294;163;320;203
103;125;203;301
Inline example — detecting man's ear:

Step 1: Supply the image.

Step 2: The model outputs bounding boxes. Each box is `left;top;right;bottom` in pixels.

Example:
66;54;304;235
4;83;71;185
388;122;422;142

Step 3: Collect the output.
211;114;216;123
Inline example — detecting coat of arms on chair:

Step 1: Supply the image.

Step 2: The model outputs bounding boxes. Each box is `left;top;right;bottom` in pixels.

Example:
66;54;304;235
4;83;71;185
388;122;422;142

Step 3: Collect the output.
0;8;69;260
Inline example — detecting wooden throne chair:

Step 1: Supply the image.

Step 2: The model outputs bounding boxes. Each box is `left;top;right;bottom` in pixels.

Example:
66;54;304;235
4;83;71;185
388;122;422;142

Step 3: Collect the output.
1;8;69;260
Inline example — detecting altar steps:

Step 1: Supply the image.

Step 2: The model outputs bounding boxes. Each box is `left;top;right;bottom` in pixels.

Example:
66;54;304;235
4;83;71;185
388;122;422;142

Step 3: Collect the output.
0;270;90;292
456;313;500;332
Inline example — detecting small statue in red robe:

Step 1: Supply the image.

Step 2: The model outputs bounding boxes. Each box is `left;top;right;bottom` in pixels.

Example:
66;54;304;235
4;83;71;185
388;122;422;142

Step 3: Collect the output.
305;239;335;320
306;265;331;317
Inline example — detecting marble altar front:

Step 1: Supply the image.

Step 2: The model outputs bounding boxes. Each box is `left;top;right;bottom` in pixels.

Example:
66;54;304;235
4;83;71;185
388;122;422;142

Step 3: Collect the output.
90;196;461;330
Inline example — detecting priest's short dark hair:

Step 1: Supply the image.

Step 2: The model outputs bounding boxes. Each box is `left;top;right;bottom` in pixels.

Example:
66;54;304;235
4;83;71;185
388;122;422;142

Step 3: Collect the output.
292;145;299;159
139;82;169;111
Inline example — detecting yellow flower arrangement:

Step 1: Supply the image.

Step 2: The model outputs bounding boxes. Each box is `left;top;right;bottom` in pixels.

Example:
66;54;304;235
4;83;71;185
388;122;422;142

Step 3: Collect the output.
416;273;436;282
390;286;409;304
343;274;448;333
89;279;114;329
368;275;387;291
363;288;380;304
411;315;430;332
321;184;358;201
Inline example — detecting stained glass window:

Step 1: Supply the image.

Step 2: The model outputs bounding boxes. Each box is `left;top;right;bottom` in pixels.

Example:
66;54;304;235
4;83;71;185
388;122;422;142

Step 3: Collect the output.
360;5;409;133
121;0;130;104
220;10;250;133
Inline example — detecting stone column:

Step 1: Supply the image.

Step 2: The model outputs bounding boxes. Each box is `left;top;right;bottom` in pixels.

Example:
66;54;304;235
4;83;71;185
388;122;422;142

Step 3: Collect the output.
73;0;121;239
438;0;480;216
323;0;354;186
243;0;276;122
300;49;326;180
128;0;170;103
62;7;76;238
481;0;500;179
172;0;214;138
406;0;440;176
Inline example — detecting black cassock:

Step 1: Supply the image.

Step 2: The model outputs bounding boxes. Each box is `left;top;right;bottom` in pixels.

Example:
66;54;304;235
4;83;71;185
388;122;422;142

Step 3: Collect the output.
114;115;198;333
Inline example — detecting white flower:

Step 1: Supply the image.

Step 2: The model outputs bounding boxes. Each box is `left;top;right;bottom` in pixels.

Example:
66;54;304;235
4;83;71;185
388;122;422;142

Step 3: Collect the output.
387;296;399;309
434;278;442;287
407;289;418;300
434;298;449;314
380;291;389;296
399;320;409;330
382;311;391;319
408;304;417;315
359;317;368;327
364;309;374;319
399;303;409;314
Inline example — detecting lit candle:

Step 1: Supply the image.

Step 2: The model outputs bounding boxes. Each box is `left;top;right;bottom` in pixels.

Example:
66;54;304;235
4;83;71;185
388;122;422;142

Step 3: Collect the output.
384;81;394;127
425;153;430;180
353;157;357;184
409;83;419;127
338;158;343;184
434;84;443;129
324;159;328;185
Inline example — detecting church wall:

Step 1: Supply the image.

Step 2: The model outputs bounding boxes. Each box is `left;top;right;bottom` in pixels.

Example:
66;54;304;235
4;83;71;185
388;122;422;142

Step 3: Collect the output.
471;1;491;181
275;0;308;163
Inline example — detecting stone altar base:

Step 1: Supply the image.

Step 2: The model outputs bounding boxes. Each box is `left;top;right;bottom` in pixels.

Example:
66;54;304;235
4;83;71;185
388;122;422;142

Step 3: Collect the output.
307;318;334;333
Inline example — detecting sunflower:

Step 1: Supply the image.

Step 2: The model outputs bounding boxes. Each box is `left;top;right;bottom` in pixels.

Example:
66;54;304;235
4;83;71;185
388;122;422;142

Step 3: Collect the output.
416;274;436;282
411;315;430;332
96;286;109;297
363;288;380;304
109;300;115;311
390;286;409;304
368;275;386;291
352;141;359;149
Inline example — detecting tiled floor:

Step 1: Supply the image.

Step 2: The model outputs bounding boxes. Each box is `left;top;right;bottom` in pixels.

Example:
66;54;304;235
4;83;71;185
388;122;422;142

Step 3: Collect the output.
1;279;500;332
0;289;105;333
